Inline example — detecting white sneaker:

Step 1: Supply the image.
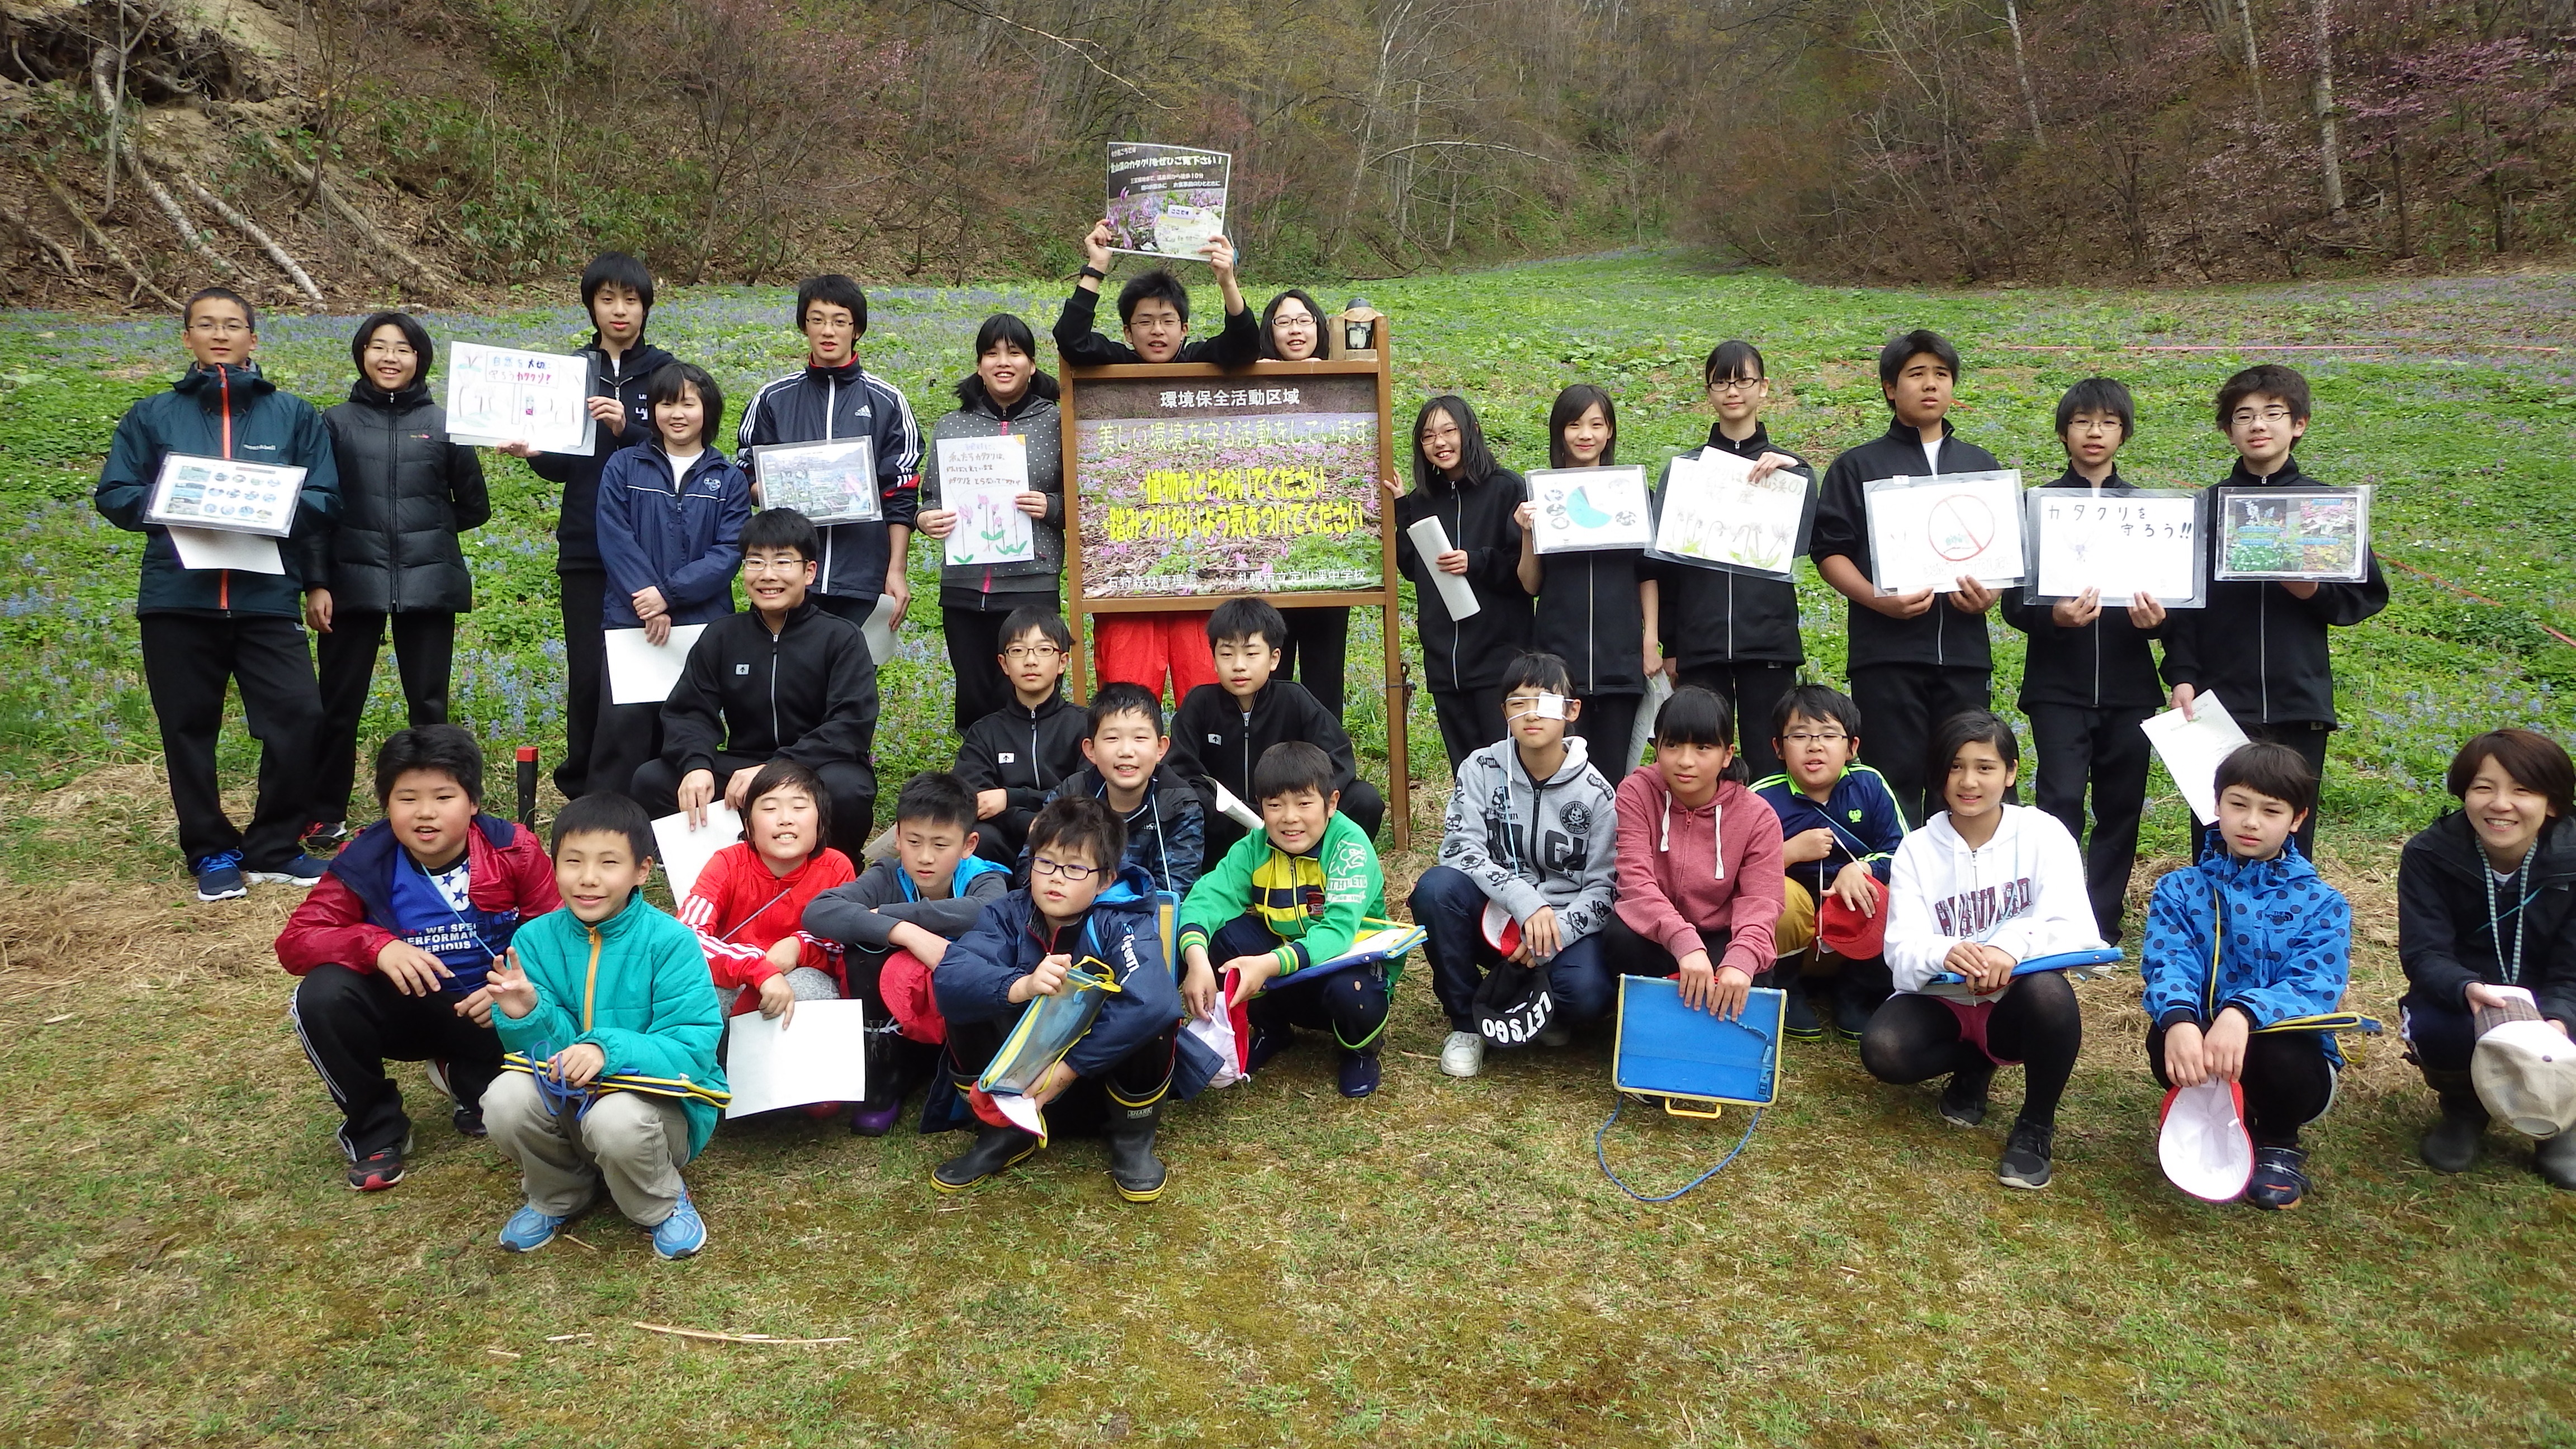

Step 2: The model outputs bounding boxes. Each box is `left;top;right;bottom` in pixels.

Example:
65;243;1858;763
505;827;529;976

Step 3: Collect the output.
1535;1023;1572;1048
1440;1030;1485;1078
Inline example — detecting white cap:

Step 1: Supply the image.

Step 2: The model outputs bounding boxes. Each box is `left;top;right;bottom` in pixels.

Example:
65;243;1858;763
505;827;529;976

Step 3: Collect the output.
2473;1019;2576;1139
2159;1079;2255;1203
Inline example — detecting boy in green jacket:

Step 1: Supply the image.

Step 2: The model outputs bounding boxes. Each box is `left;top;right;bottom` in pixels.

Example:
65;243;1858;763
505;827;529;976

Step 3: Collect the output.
1178;742;1391;1098
480;793;727;1259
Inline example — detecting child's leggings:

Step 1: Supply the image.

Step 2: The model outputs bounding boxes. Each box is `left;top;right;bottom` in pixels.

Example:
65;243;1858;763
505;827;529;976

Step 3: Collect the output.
1860;973;2082;1126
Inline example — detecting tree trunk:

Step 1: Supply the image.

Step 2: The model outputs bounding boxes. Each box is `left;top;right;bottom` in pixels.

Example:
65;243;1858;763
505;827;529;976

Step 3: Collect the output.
2311;0;2343;213
2237;0;2267;122
2004;0;2044;143
2390;138;2409;256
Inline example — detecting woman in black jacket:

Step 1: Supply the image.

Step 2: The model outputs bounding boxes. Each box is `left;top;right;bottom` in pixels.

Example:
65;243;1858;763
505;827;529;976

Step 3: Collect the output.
2399;728;2576;1185
304;312;490;840
1261;288;1351;713
1392;395;1532;775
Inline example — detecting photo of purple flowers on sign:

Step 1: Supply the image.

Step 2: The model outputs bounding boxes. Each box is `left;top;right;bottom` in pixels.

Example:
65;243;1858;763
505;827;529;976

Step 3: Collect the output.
1105;142;1231;259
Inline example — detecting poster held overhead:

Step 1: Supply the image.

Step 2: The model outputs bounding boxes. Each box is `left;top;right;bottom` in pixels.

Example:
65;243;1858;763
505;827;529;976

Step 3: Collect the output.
1527;466;1654;553
1863;470;2026;594
1647;449;1815;581
751;438;880;526
444;342;597;454
2025;487;2208;607
2213;486;2372;582
1104;142;1231;259
937;434;1036;567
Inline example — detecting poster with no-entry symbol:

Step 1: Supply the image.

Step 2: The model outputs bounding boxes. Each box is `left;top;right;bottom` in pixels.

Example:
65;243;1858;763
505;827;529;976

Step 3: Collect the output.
1863;470;2027;594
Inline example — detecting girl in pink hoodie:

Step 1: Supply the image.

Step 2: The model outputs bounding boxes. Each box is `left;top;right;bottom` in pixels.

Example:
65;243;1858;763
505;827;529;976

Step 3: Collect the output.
1606;686;1799;1017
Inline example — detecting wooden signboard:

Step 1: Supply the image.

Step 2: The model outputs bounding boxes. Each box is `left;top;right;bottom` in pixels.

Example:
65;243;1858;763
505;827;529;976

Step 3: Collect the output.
1060;323;1410;847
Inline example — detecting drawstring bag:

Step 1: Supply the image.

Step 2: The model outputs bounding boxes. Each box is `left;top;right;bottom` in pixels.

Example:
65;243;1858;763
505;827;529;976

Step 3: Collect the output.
2157;1078;2255;1202
1474;960;1555;1048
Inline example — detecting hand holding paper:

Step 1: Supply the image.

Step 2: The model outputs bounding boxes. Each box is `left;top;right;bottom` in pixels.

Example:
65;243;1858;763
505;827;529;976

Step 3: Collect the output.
1404;517;1481;621
2139;690;2250;825
652;801;741;902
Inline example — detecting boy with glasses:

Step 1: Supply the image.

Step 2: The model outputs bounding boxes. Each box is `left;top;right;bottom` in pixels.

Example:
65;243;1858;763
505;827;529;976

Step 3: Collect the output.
955;607;1088;864
1755;684;1908;1040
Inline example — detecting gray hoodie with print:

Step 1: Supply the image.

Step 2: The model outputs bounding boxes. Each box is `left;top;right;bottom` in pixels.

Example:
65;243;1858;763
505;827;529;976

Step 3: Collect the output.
1433;733;1619;942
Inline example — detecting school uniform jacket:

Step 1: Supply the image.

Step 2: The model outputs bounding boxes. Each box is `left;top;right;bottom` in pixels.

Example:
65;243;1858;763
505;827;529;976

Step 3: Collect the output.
1050;287;1260;368
1046;764;1207;896
2000;468;2172;712
274;814;560;983
2157;454;2388;727
676;842;858;1013
1165;680;1360;820
2399;811;2576;1026
1809;419;2004;674
1884;804;2105;1002
1394;466;1536;693
657;601;878;782
528;336;673;572
315;378;489;614
802;854;1014;953
1529;517;1647;698
936;865;1183;1078
735;357;923;606
1437;735;1618;942
595;441;751;629
2141;834;2352;1063
1753;764;1909;903
955;693;1088;815
1651;423;1812;668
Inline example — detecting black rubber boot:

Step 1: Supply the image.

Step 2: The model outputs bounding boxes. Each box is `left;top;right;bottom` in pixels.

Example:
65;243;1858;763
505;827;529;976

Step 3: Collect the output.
2535;1131;2576;1191
2417;1069;2488;1174
1104;1100;1167;1203
932;1123;1039;1192
1833;956;1893;1042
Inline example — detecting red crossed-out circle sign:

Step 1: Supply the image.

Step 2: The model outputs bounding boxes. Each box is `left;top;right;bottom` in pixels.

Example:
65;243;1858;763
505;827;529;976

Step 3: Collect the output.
1926;492;1996;562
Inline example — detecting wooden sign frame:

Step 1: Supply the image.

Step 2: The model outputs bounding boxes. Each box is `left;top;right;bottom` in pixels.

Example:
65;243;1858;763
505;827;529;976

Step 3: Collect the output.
1059;320;1410;849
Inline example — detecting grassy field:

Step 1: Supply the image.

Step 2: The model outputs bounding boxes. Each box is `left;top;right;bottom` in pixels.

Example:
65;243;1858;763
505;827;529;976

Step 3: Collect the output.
2;255;2573;1445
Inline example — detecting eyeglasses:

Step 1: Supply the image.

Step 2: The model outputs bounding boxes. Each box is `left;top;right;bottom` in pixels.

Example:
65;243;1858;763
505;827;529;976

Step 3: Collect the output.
188;319;251;337
1782;731;1849;745
363;340;416;356
741;556;808;576
1003;645;1062;661
1710;377;1765;395
1030;855;1102;881
2232;407;2295;425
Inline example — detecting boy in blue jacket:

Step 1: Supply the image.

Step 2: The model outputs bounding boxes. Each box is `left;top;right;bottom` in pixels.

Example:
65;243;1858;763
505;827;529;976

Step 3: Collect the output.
481;792;728;1259
932;797;1183;1201
94;286;342;902
1755;684;1907;1040
2141;741;2351;1210
590;361;752;802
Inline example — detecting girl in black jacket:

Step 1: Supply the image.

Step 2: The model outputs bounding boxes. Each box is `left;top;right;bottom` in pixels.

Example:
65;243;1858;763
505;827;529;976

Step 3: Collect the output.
1393;395;1533;775
1514;383;1649;763
306;312;490;839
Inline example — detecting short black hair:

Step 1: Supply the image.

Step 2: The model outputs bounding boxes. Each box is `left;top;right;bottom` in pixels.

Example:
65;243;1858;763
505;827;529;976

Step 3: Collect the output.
1206;596;1287;651
1000;605;1073;654
894;770;979;834
742;757;830;851
580;252;655;321
1547;383;1619;469
739;506;821;561
1252;741;1336;802
1116;269;1191;327
1410;395;1498;493
1702;339;1765;389
1772;683;1862;741
2055;376;2135;441
1878;329;1962;390
1930;711;2020;785
1087;681;1164;738
1654;685;1736;750
550;790;655;863
373;723;485;807
1258;289;1332;360
957;314;1061;406
794;273;868;337
183;286;256;334
2216;740;2319;817
1027;795;1126;873
645;361;725;445
1502;651;1573;699
349;311;433;382
2217;363;2313;428
2447;729;2575;819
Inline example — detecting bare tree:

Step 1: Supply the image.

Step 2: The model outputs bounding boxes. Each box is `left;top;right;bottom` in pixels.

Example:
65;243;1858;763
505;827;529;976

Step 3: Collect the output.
2312;0;2344;214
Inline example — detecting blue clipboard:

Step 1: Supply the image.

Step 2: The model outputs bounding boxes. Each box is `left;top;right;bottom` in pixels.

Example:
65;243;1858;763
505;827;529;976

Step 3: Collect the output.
1611;976;1783;1117
1925;946;2124;987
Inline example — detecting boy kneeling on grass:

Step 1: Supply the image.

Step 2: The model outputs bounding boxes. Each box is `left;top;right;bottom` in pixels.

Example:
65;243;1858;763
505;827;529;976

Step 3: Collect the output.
280;725;561;1191
480;793;727;1259
2141;742;2351;1210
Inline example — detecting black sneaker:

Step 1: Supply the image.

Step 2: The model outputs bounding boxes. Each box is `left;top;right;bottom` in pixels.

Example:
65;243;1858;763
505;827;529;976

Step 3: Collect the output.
1938;1063;1995;1127
1246;1024;1292;1074
2246;1145;2308;1209
1781;988;1826;1042
1996;1119;2056;1190
347;1133;411;1191
1830;987;1876;1042
302;821;351;854
452;1104;487;1139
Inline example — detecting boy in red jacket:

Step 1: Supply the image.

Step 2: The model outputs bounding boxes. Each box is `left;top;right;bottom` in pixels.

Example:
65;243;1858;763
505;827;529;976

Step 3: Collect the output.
674;759;857;1022
279;726;561;1191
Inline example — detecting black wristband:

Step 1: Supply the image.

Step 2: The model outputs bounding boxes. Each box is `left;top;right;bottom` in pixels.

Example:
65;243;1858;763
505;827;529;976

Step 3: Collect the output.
1078;265;1107;281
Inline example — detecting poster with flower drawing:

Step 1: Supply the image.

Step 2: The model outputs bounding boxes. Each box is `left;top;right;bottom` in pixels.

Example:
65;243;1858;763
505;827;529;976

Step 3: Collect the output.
1105;143;1231;259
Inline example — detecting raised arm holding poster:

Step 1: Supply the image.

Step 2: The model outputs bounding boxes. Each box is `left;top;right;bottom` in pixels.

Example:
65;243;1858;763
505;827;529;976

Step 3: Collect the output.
1104;143;1232;259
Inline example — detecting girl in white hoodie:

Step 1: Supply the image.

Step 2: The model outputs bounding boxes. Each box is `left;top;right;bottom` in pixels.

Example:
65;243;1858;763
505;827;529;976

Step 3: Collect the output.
1868;712;2104;1191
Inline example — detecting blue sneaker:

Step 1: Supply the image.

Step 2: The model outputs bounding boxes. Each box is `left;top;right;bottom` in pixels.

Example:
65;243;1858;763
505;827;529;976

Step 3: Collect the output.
651;1191;707;1260
192;851;247;902
1337;1051;1382;1099
498;1201;575;1253
1246;1024;1291;1075
249;854;328;888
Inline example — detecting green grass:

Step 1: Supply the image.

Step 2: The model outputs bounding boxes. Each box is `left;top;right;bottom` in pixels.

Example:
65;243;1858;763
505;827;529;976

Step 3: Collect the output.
3;255;2575;1445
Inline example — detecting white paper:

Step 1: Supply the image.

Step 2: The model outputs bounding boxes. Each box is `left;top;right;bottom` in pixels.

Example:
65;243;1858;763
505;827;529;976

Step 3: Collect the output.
652;801;742;902
166;525;284;574
937;435;1037;567
994;1092;1048;1139
604;623;707;706
2031;491;2200;602
2139;692;2251;825
1527;466;1653;553
1653;450;1807;579
148;453;305;538
1210;780;1266;834
722;998;870;1117
861;595;897;664
1865;471;2026;594
446;342;596;454
1404;517;1481;621
754;437;881;525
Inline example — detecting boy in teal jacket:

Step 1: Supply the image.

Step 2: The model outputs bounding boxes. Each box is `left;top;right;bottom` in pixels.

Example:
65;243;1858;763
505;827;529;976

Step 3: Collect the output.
481;793;727;1258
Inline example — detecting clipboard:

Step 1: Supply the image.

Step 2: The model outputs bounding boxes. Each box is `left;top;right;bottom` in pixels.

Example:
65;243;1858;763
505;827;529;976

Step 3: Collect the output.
1611;977;1783;1116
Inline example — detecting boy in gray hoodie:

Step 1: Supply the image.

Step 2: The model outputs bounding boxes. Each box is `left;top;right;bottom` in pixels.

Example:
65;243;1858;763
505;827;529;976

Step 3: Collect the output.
1408;653;1620;1078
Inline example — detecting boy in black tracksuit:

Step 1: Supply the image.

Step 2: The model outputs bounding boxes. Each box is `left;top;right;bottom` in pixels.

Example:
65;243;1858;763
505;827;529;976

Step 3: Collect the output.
2002;379;2172;943
2160;364;2388;858
1810;330;2004;825
955;607;1089;864
1393;396;1535;775
1164;599;1386;860
1052;220;1259;367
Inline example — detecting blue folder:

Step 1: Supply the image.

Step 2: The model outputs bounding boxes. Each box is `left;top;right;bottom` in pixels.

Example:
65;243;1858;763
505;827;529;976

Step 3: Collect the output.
1611;976;1783;1117
1924;946;2124;987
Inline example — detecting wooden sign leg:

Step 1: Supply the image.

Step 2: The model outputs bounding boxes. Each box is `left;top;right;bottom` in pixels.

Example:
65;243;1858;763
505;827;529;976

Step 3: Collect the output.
1384;595;1410;853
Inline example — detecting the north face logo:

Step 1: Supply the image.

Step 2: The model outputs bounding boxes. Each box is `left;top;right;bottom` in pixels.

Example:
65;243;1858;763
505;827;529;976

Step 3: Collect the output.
735;664;751;675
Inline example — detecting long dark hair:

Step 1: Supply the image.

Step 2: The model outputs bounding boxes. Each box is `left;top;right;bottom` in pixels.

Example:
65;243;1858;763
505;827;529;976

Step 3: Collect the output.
1258;289;1332;361
1410;395;1497;494
349;311;434;387
953;312;1060;406
1546;383;1618;469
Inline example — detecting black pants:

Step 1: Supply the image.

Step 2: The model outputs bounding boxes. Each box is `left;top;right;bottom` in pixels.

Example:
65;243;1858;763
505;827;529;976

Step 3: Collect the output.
1569;692;1641;775
556;569;608;798
590;698;664;808
1849;663;1993;825
1213;915;1390;1055
1674;661;1798;782
137;612;323;870
944;1014;1175;1134
943;594;1058;736
1202;779;1388;860
1860;974;2081;1128
1279;606;1351;714
972;806;1040;866
1429;683;1509;780
633;752;877;862
2146;1021;2336;1148
2028;702;2154;942
2398;988;2480;1073
315;609;457;826
290;963;502;1159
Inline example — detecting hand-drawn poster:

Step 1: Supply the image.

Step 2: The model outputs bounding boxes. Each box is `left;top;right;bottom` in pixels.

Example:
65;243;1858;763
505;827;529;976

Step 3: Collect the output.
1105;143;1231;259
444;342;595;454
937;434;1036;567
2213;486;2372;582
753;438;881;525
1863;470;2026;594
2026;488;2205;606
1647;449;1815;581
1527;466;1652;553
1071;376;1380;599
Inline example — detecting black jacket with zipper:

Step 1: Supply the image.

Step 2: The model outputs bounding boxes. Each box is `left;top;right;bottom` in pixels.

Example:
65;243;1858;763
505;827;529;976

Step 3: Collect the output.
1394;466;1535;693
314;379;489;614
1650;422;1812;668
1165;679;1361;822
954;692;1087;813
1810;419;2004;673
2001;468;2171;711
657;599;879;783
2157;454;2388;727
2400;811;2576;1026
922;373;1064;609
1527;481;1647;698
1050;286;1260;368
528;335;673;573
